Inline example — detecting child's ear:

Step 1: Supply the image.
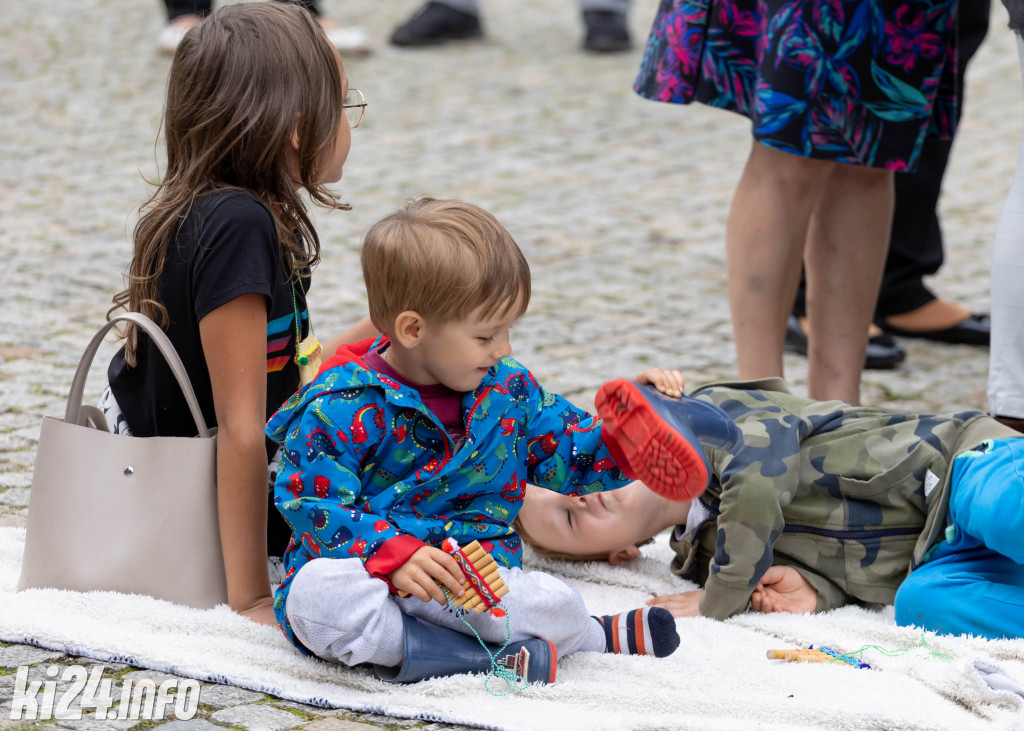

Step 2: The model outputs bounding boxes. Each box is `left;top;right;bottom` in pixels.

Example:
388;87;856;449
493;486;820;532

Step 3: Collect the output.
393;311;425;348
607;545;642;565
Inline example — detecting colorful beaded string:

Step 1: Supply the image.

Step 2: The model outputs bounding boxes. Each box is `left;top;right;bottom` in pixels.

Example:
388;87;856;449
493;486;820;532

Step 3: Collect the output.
442;587;524;697
832;634;951;666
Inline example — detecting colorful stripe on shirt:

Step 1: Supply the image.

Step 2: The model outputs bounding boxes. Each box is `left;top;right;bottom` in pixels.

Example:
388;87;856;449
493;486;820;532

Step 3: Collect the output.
267;311;307;373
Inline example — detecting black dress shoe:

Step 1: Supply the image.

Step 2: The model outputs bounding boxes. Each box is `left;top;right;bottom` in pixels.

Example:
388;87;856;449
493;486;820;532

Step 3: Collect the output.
880;313;990;346
389;2;483;47
785;316;906;370
582;10;631;52
993;415;1024;434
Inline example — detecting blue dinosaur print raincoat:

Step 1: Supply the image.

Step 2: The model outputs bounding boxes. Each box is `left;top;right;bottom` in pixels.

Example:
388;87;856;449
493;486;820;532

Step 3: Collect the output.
265;338;631;649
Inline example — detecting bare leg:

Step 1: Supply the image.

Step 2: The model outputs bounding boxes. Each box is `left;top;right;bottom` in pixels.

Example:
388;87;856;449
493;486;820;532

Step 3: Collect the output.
726;143;832;381
883;299;971;331
804;165;894;403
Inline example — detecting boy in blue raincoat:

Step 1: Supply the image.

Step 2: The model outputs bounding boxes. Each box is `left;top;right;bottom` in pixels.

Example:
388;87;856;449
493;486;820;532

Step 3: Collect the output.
266;199;689;684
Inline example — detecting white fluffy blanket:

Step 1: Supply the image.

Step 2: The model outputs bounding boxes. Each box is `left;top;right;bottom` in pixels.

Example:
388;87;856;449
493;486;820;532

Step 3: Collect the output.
1;527;1022;731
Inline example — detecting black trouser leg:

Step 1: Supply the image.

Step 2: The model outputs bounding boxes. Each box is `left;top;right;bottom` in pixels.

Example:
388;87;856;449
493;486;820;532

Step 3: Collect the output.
877;0;990;317
164;0;210;21
794;0;991;320
280;0;321;17
164;0;320;22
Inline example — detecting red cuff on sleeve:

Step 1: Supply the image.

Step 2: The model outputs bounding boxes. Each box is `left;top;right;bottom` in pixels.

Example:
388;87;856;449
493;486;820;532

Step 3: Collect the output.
364;535;428;592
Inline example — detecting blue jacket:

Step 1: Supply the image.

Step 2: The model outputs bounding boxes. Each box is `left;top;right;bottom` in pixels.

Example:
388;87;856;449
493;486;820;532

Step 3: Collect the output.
265;338;630;649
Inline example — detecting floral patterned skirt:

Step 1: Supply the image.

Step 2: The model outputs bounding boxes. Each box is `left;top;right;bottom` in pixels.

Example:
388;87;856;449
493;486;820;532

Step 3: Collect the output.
634;0;958;171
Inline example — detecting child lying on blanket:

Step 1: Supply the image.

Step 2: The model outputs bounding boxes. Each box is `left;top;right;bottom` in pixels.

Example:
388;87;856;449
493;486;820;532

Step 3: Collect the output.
516;374;1024;640
266;199;695;686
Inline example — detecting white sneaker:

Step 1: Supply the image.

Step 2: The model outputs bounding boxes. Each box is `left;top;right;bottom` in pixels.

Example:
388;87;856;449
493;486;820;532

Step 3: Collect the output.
157;24;187;55
157;14;201;56
320;22;373;56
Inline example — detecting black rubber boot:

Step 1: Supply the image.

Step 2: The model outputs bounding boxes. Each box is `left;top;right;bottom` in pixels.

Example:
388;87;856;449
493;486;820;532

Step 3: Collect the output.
596;379;742;501
375;614;557;684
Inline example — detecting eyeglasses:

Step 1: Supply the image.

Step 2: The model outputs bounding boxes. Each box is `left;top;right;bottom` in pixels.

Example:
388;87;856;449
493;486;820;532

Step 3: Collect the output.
342;88;366;129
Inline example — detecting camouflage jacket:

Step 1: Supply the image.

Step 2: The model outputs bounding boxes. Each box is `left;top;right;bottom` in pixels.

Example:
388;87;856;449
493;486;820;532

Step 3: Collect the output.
669;378;1018;620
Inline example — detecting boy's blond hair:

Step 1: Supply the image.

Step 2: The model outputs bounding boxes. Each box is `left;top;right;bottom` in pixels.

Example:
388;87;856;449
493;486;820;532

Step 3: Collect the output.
512;516;653;563
362;198;531;330
509;516;651;561
512;517;609;562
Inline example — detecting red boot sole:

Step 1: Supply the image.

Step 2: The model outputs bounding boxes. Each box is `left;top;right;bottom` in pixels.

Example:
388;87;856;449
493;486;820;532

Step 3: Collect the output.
542;638;557;684
596;379;709;501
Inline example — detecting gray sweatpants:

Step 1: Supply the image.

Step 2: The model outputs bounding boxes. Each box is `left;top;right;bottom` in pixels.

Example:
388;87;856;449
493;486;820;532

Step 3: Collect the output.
285;557;606;667
437;0;630;15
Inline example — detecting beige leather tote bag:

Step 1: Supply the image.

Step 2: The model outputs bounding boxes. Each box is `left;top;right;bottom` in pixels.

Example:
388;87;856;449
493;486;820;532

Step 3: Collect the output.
18;312;227;609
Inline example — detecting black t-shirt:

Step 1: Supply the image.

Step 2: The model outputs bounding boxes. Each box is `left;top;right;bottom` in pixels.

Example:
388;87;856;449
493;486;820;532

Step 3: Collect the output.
108;190;309;457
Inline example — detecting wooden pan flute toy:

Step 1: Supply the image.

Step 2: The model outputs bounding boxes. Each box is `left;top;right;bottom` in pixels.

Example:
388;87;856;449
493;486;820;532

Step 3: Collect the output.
766;646;871;669
399;539;509;614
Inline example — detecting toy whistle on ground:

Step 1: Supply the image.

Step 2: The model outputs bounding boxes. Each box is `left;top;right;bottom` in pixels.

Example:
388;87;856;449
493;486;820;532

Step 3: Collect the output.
766;636;951;670
397;538;510;615
767;646;872;669
765;630;946;667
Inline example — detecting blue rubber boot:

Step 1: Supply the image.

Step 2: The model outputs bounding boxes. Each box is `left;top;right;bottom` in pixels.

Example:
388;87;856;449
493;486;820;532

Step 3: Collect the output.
375;614;557;685
595;379;742;501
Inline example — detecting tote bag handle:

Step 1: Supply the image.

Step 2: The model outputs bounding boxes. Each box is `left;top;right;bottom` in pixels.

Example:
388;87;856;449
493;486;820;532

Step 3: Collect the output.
65;312;211;438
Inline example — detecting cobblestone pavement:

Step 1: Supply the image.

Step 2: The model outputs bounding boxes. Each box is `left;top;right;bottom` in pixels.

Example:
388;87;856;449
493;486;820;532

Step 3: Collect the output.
2;0;1023;728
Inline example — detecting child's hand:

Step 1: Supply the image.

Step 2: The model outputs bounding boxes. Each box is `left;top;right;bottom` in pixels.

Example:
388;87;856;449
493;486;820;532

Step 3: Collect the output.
388;546;466;606
646;590;704;617
635;368;686;398
749;565;817;614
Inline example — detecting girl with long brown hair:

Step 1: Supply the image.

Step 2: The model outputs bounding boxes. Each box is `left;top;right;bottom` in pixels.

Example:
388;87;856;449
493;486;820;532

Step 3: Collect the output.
102;2;374;625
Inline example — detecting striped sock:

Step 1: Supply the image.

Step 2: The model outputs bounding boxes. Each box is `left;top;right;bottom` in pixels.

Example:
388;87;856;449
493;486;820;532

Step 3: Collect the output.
594;607;680;658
